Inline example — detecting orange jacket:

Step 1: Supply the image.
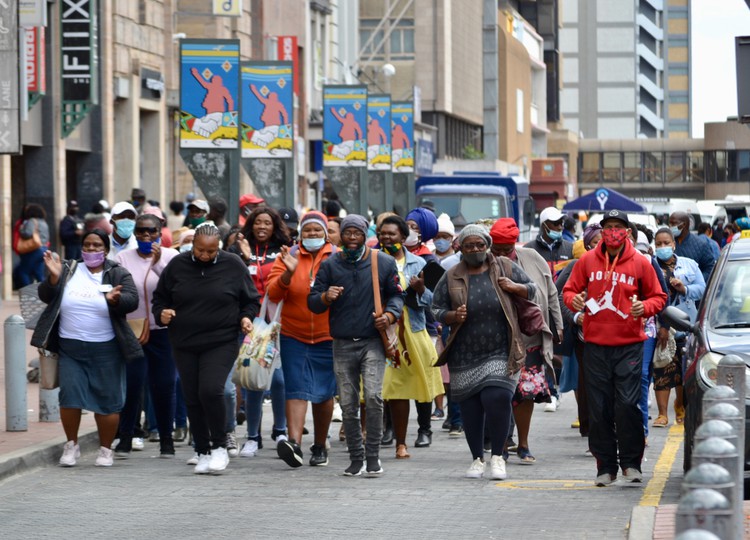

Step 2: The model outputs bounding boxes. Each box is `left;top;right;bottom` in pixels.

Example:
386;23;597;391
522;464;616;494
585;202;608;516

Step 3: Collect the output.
266;243;334;344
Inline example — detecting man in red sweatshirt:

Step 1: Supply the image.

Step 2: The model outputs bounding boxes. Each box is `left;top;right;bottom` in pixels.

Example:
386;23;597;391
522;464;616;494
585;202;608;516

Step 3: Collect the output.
563;209;667;487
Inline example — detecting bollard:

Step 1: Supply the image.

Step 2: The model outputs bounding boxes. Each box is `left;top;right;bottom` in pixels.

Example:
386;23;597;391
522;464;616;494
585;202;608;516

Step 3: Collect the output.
4;315;28;431
39;387;60;422
702;386;739;417
691;437;741;540
675;489;732;539
694;420;738;467
675;530;721;540
703;403;743;452
716;356;746;486
682;463;734;505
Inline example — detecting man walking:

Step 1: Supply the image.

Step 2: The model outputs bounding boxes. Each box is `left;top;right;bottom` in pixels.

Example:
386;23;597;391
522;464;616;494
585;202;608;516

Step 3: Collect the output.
563;209;666;486
59;200;84;260
309;214;404;477
669;211;716;282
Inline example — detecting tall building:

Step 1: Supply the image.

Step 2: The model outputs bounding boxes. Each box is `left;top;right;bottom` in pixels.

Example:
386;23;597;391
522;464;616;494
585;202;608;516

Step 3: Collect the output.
560;0;691;140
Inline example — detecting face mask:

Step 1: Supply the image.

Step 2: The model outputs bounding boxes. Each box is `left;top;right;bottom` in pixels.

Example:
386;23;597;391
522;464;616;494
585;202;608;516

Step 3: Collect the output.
137;238;160;255
189;216;206;228
670;225;682;238
546;226;562;242
463;251;487;268
302;237;326;252
115;219;136;238
404;230;420;247
434;239;452;253
342;245;365;263
82;251;106;269
132;200;141;208
383;243;402;256
601;228;629;249
655;246;674;261
179;243;193;253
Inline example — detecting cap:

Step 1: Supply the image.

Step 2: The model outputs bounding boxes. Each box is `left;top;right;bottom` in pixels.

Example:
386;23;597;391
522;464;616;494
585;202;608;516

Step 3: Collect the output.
188;199;210;213
601;209;629;227
110;201;137;218
539;207;564;224
635;231;650;252
67;200;79;209
143;206;166;223
437;213;455;236
239;193;265;208
279;207;299;225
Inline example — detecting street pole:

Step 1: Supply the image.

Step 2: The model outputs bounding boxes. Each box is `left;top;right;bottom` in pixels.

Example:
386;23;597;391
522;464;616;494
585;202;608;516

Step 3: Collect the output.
4;315;27;431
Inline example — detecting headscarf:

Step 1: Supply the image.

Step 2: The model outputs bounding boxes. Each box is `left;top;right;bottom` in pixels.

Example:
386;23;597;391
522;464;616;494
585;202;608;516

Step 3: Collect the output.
735;217;750;231
489;218;520;244
406;207;439;242
572;239;586;259
582;223;603;249
457;224;492;247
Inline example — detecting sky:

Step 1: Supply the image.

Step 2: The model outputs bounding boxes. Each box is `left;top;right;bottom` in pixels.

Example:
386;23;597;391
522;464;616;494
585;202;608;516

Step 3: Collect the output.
691;0;750;137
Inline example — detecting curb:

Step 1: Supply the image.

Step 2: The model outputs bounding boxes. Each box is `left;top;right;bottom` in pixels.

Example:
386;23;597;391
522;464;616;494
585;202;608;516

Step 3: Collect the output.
0;427;99;483
627;506;656;540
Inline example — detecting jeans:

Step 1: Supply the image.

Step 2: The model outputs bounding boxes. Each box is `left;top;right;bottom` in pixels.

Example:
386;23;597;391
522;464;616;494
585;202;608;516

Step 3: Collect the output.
17;247;46;287
641;336;656;437
244;367;286;439
224;369;237;434
333;337;386;460
460;386;513;459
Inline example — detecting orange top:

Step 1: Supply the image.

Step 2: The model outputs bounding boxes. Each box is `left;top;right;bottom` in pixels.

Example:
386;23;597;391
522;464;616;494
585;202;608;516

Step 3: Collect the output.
266;243;334;344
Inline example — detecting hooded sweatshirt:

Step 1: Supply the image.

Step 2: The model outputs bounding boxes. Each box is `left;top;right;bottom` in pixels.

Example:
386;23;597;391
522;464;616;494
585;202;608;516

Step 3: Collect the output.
562;240;666;346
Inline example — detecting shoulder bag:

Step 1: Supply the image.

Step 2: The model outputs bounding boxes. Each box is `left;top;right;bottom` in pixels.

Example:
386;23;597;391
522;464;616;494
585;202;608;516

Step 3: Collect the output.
126;260;154;345
17;219;42;254
497;256;547;336
233;294;283;391
370;249;400;363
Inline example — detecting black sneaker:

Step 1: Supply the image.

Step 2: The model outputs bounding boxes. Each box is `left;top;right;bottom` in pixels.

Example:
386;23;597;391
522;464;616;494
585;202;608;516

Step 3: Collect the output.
277;438;304;468
160;439;176;459
343;460;364;476
309;444;329;467
366;456;383;477
442;417;451;431
271;428;287;442
114;439;131;459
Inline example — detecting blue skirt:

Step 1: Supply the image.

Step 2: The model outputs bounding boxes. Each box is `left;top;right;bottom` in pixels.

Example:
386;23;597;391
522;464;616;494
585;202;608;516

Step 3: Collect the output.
279;335;336;403
58;337;126;415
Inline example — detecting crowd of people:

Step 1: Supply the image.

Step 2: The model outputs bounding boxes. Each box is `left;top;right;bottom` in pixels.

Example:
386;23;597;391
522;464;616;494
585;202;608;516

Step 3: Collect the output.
27;190;722;484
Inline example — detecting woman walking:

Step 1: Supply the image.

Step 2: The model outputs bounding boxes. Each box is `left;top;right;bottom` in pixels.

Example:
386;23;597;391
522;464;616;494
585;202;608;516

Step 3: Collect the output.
16;203;50;286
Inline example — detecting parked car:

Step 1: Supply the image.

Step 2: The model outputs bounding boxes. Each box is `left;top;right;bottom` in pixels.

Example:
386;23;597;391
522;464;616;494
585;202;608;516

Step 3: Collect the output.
664;238;750;487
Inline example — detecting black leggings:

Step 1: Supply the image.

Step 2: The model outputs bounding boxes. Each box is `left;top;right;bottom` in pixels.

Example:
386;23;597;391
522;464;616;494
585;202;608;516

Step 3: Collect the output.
459;386;513;460
173;341;238;455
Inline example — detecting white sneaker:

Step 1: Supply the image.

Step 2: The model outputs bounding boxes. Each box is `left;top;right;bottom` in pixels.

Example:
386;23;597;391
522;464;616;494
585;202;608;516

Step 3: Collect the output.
208;447;229;472
275;434;288;443
95;446;114;467
193;454;211;474
465;458;485;479
131;437;145;451
544;397;558;413
239;440;259;457
332;402;343;422
488;455;507;480
226;432;239;458
186;453;200;465
59;441;80;467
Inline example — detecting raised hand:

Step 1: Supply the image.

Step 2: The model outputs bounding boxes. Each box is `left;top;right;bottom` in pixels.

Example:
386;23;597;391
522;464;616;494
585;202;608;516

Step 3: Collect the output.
279;245;299;273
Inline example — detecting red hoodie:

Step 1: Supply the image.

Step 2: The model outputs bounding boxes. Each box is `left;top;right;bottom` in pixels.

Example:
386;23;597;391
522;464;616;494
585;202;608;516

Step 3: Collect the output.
562;240;667;346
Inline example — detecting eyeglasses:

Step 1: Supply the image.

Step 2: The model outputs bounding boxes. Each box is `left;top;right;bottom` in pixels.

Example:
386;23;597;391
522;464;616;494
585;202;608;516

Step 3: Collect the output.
341;230;365;239
135;227;158;234
462;243;487;252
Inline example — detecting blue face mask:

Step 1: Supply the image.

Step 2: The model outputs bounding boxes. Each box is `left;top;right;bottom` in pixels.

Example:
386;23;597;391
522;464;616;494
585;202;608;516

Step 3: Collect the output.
302;237;326;252
670;225;682;238
434;239;452;253
115;219;136;239
137;238;160;255
546;227;562;241
179;243;193;253
655;246;674;261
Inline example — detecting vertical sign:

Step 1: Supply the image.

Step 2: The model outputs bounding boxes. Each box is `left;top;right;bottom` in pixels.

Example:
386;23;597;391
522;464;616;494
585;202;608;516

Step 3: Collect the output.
212;0;243;17
323;85;367;167
26;27;45;94
240;61;294;158
0;0;21;154
277;36;299;96
61;0;95;102
391;101;414;172
367;94;391;171
180;39;240;148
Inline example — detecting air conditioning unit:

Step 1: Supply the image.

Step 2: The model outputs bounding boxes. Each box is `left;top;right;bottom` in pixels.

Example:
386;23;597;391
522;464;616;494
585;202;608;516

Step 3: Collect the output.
113;76;130;99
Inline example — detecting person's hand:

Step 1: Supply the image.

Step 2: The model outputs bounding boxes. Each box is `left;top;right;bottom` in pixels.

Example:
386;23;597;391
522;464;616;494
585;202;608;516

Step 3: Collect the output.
161;309;176;325
669;277;686;295
105;285;123;305
325;286;344;303
576;313;585;326
631;297;645;318
657;326;670;350
556;330;564;344
43;251;63;281
373;312;392;330
235;233;251;260
240;317;253;335
279;245;299;274
151;242;161;264
410;271;426;295
454;304;467;323
497;276;523;296
572;292;586;312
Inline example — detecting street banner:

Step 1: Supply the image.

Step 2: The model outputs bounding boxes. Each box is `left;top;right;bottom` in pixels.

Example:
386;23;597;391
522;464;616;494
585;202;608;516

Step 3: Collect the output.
240;62;293;158
391;101;414;172
367;94;391;171
0;1;20;154
323;85;367;167
26;27;45;94
180;39;240;148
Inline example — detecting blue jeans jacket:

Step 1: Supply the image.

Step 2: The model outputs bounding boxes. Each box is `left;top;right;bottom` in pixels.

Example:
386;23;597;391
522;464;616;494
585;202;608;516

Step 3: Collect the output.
401;250;433;333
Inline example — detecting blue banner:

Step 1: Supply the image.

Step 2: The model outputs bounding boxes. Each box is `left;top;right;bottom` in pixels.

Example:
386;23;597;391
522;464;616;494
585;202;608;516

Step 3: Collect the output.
367;94;391;171
391;101;414;172
323;85;367;167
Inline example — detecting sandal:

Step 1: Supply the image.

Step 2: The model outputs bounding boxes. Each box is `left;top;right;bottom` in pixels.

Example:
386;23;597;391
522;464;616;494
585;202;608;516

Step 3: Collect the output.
652;415;669;427
396;444;411;459
675;416;684;425
517;446;536;464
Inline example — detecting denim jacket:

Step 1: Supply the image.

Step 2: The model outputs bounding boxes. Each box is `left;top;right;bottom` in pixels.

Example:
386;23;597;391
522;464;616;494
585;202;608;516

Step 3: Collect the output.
664;255;706;325
400;250;432;333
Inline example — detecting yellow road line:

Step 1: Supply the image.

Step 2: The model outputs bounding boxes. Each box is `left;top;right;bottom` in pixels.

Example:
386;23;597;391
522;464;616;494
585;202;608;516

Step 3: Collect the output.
640;423;683;506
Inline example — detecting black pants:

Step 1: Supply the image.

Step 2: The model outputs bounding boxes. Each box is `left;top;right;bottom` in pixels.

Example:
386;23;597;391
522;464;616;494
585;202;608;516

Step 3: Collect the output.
584;342;644;476
173;341;239;455
459;386;513;460
415;401;432;434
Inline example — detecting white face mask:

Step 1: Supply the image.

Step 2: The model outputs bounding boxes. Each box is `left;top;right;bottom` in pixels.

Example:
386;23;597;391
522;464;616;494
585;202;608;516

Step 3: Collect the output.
404;229;420;247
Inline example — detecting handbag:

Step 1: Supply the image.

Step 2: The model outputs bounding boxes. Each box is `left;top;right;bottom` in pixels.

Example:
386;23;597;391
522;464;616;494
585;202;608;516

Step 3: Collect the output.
497;257;547;336
17;220;42;254
653;329;677;369
370;249;400;364
38;348;59;390
233;294;283;391
126;260;155;345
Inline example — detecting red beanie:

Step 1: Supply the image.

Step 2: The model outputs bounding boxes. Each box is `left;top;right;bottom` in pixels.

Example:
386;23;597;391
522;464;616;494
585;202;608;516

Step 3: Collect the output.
490;218;520;244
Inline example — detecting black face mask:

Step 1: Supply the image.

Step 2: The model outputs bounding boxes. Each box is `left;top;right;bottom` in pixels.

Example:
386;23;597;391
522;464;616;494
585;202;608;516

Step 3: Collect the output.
463;251;487;268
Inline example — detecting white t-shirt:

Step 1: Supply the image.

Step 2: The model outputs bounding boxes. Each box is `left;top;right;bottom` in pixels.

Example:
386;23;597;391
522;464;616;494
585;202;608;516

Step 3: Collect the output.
59;266;116;342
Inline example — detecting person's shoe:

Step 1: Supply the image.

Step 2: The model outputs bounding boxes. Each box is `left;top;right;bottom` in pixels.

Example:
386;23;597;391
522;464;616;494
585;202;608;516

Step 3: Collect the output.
595;473;617;487
506;437;518;453
414;430;432;448
114;438;131;459
544;396;558;412
465;458;485;479
343;460;364;477
186;453;200;465
431;408;444;420
332;402;343;422
380;427;394;446
236;410;246;426
193;454;211;474
59;441;80;467
449;425;464;437
148;431;160;443
571;417;580;429
95;446;114;467
226;432;239;458
623;468;643;483
131;437;145;451
395;444;411;459
277;438;304;468
366;456;383;477
517;446;536;464
585;449;593;457
442;417;451;431
173;427;187;443
488;455;507;480
309;444;329;467
271;429;287;442
239;439;259;458
208;447;229;473
159;439;175;458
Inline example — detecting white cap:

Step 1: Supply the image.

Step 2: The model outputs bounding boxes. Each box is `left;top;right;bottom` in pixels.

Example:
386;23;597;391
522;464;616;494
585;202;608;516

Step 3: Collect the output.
539;206;564;224
188;199;210;213
635;231;650;252
437;213;455;236
110;201;137;218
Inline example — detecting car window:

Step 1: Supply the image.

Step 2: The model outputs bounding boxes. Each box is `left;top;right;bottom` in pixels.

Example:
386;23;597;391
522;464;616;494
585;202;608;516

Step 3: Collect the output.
709;261;750;328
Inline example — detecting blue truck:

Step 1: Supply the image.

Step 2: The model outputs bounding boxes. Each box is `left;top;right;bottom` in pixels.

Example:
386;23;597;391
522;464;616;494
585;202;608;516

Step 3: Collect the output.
415;172;536;242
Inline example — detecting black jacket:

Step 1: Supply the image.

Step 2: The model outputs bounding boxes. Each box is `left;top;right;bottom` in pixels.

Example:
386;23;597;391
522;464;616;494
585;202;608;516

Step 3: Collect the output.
524;235;574;267
31;259;143;362
308;247;404;340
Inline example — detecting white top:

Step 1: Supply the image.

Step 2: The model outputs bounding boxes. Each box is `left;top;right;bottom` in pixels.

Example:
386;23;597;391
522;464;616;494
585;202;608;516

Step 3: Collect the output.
59;266;116;342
